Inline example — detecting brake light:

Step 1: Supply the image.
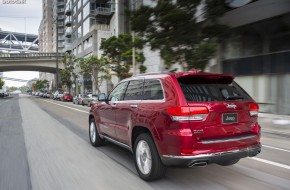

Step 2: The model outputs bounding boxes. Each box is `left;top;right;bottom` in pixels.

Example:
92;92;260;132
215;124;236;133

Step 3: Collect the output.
251;123;260;134
249;103;259;116
167;106;209;121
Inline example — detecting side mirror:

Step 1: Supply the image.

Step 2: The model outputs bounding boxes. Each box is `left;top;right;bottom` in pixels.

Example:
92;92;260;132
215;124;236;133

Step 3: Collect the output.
98;93;107;101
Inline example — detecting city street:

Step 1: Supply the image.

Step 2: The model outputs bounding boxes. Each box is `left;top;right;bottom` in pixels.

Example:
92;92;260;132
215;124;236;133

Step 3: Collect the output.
0;94;290;190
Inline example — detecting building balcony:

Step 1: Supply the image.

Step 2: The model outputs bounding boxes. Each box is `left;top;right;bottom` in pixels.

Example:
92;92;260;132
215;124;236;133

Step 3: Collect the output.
65;27;72;37
90;24;110;32
58;8;65;13
94;7;114;17
57;2;65;7
65;7;71;16
64;42;72;52
58;29;64;34
58;42;64;48
65;18;72;27
222;50;290;76
58;15;65;20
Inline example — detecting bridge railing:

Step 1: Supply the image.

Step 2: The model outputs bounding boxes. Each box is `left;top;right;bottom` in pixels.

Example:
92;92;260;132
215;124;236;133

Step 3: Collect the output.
0;53;63;59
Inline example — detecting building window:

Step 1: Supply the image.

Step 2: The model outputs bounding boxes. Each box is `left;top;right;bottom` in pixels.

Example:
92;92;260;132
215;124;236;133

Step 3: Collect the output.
78;12;82;23
84;36;92;50
78;0;82;10
83;18;90;36
83;2;90;19
78;26;82;38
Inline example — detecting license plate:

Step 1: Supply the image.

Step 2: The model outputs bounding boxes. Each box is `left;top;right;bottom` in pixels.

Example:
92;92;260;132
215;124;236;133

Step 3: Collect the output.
222;113;238;124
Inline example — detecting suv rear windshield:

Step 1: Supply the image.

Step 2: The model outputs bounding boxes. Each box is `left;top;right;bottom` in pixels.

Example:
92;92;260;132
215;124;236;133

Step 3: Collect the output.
178;78;252;102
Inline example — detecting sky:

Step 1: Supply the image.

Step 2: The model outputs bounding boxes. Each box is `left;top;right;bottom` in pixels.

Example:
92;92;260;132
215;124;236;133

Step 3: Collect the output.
0;0;42;87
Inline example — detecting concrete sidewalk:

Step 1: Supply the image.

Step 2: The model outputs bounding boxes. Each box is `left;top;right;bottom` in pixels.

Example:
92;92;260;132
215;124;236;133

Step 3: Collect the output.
259;113;290;137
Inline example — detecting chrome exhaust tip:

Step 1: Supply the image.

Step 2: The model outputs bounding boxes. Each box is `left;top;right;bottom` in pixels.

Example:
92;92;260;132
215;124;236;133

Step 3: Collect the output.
188;161;207;168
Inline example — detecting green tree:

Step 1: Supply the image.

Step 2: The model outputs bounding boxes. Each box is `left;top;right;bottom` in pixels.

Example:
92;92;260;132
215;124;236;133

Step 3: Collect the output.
100;34;146;80
0;78;4;89
19;86;29;94
60;52;77;93
33;80;48;91
131;0;228;71
78;55;111;93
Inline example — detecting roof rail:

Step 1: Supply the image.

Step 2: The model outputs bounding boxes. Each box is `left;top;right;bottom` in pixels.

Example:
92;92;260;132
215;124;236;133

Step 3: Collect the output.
133;71;173;77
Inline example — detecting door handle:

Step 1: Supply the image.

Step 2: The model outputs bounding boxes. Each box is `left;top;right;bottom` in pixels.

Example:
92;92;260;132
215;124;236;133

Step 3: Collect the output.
111;104;117;107
130;105;138;108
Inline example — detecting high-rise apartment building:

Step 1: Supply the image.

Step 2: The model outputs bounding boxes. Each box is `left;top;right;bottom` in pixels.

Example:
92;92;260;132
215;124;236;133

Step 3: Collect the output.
39;0;53;52
64;0;128;93
53;0;66;53
39;0;66;91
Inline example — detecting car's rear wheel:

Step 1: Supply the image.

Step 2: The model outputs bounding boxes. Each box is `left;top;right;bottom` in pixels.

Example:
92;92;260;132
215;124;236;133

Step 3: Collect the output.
217;159;240;166
89;118;105;147
134;133;166;181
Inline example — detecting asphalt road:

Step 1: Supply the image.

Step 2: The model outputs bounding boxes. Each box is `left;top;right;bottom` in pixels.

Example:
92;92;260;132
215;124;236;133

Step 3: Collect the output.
0;94;290;190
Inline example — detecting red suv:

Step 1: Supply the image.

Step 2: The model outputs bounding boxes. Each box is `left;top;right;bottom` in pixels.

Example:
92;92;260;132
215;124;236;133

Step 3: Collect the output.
88;70;261;181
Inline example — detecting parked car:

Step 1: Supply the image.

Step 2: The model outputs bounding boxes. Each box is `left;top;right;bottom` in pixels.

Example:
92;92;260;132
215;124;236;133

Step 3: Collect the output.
73;94;91;105
53;90;63;100
0;89;4;97
88;69;261;181
87;94;98;107
60;93;73;102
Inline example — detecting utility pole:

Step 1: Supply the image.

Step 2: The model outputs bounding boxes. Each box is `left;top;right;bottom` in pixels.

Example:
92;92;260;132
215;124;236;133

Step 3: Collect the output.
131;0;136;75
132;31;136;75
56;16;59;90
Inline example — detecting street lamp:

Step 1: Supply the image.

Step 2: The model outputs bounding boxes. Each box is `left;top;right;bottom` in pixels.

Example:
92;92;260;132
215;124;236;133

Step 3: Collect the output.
54;16;59;90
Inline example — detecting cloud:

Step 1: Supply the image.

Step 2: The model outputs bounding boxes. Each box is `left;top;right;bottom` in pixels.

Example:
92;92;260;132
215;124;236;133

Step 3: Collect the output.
0;0;42;34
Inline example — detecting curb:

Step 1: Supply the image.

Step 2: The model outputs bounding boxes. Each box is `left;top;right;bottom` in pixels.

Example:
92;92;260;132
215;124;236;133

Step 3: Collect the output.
262;129;290;138
259;113;290;120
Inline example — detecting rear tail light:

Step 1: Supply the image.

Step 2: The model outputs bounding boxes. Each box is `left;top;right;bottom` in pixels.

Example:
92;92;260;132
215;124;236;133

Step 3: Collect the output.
167;106;209;121
249;103;259;116
251;123;260;134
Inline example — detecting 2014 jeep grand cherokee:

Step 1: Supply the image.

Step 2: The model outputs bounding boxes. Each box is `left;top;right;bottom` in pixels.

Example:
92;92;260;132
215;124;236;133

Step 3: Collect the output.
88;70;261;181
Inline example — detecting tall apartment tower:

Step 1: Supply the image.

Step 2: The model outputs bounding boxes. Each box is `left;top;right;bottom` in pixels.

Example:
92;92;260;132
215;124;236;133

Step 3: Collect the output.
64;0;128;58
53;0;66;53
39;0;54;52
64;0;129;93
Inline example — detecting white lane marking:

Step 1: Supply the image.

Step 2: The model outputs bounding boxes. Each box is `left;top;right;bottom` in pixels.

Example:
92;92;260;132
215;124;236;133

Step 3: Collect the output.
249;157;290;170
263;145;290;153
42;100;88;114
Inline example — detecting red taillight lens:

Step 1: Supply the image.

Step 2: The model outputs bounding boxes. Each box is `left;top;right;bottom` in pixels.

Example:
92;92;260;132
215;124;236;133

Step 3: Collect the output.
251;123;260;134
249;103;259;116
167;106;209;121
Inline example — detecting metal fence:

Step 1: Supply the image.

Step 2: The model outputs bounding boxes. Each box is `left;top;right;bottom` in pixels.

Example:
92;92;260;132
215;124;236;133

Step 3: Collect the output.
0;53;63;59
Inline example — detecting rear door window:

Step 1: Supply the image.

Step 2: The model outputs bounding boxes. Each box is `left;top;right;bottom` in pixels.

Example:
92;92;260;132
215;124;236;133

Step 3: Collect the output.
178;78;252;102
143;80;164;100
124;80;144;100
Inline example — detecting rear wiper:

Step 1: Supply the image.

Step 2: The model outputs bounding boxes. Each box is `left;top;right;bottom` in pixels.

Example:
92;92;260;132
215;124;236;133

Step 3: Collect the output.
225;96;244;100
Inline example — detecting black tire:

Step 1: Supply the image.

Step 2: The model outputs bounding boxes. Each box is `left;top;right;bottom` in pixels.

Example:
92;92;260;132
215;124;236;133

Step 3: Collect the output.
133;133;166;181
217;159;240;166
82;101;85;106
89;118;105;147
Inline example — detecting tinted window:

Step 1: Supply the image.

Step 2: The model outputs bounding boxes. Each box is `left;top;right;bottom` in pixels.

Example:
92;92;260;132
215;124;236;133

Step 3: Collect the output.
124;80;144;100
143;80;164;100
179;81;252;102
108;82;128;101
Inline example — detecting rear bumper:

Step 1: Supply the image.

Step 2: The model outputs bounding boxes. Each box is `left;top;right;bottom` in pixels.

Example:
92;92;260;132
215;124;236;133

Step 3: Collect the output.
161;144;261;166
